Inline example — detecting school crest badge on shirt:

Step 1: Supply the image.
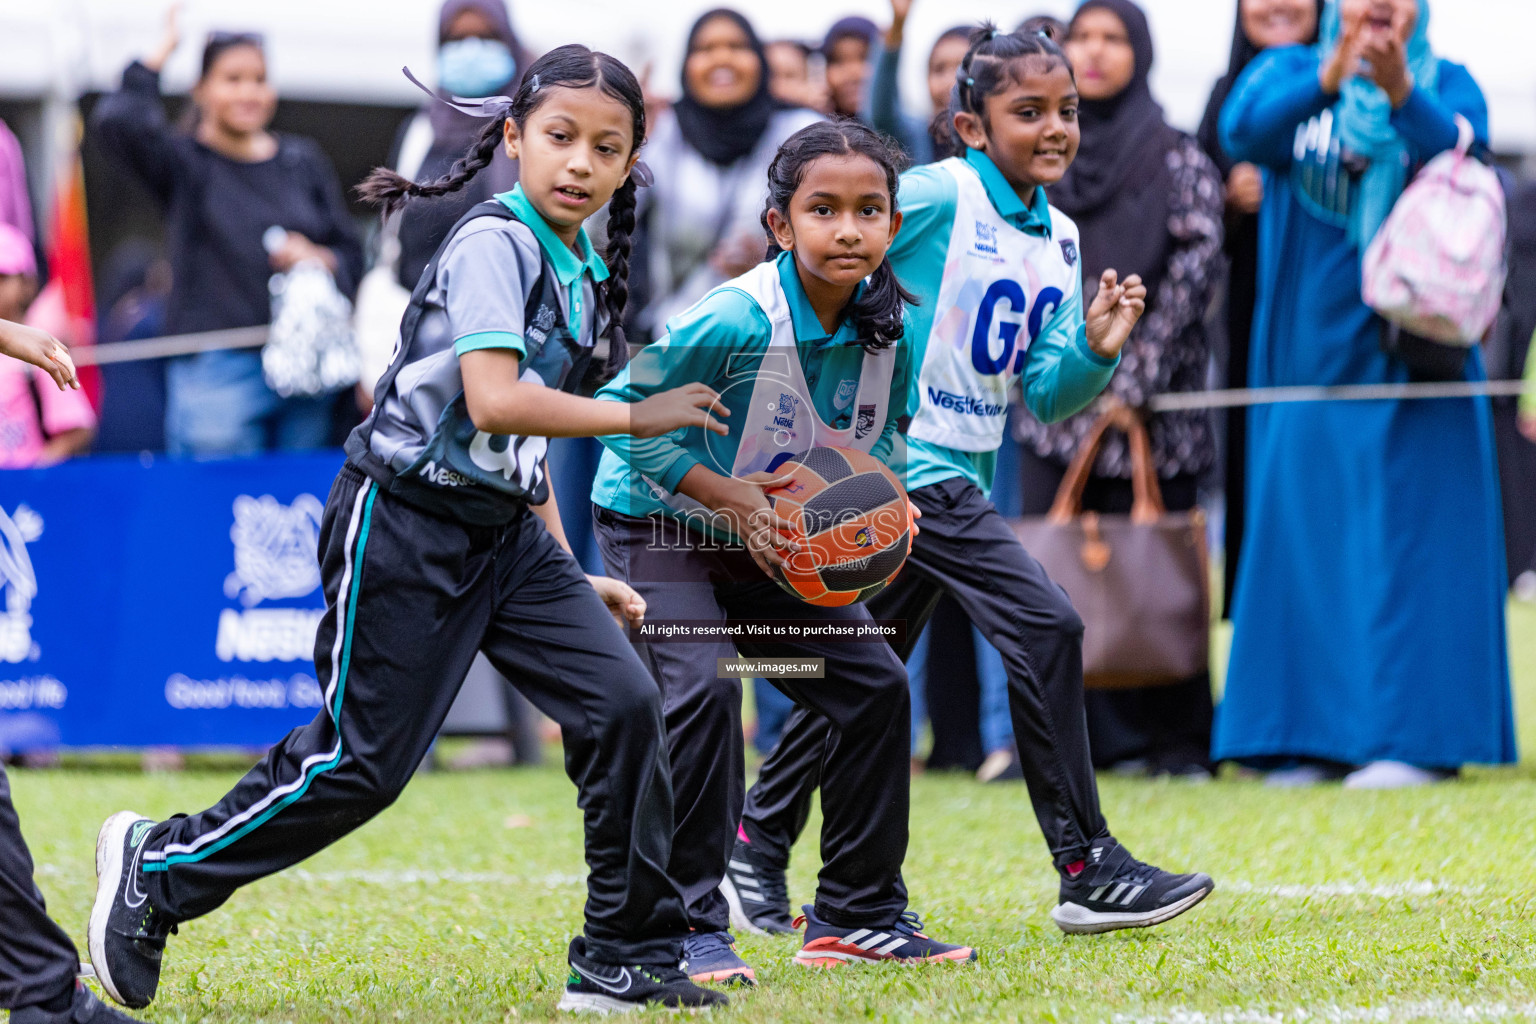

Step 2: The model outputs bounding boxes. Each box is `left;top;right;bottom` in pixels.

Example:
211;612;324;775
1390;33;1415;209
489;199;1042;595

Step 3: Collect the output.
1059;239;1078;267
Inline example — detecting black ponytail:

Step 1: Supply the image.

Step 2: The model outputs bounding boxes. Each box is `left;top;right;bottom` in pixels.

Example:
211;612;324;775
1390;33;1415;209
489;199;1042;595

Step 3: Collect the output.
759;119;918;353
357;112;510;217
597;173;640;379
359;43;648;380
944;21;1074;153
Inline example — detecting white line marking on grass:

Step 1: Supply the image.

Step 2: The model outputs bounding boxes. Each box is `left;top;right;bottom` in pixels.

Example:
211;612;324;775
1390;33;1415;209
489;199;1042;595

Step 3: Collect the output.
1112;1000;1536;1023
287;869;585;889
37;864;586;888
1225;880;1484;899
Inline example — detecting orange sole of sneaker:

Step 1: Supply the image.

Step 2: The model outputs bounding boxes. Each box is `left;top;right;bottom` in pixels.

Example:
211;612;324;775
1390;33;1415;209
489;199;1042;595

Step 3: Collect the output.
792;945;977;968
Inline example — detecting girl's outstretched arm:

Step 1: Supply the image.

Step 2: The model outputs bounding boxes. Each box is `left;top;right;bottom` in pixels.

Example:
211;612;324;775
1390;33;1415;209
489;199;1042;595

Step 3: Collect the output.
459;349;726;440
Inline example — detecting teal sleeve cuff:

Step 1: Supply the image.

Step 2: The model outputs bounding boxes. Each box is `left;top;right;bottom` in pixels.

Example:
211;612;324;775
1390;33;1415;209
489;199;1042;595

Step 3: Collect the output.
1073;325;1119;369
455;331;526;357
657;452;702;494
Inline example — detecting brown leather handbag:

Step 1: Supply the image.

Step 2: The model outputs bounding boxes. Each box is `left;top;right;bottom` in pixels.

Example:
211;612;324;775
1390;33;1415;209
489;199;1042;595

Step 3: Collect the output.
1010;404;1210;689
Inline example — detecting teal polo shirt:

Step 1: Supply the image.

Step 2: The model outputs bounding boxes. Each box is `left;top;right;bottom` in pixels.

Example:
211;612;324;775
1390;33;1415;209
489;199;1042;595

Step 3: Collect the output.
591;250;911;533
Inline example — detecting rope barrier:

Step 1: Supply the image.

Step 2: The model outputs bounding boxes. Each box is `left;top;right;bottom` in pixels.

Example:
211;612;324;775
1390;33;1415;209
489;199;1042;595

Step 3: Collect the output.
69;327;1534;409
71;326;268;367
1146;378;1533;411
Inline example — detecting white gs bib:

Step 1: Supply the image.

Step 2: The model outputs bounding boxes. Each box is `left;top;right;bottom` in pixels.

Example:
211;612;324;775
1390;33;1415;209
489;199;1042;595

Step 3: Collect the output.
905;157;1082;453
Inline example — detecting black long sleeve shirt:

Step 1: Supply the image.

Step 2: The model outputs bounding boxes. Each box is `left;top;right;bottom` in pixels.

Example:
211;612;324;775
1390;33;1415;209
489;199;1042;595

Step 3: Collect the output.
92;61;364;336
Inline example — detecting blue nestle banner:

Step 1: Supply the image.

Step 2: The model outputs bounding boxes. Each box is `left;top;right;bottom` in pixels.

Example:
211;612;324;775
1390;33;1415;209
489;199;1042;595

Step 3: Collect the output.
0;451;347;749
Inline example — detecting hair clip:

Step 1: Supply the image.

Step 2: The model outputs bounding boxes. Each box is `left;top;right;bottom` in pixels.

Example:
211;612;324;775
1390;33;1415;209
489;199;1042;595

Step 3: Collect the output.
529;73;541;94
965;76;976;88
631;161;655;188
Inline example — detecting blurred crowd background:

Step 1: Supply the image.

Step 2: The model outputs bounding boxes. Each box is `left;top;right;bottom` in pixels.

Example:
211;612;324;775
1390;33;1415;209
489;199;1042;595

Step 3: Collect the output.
0;0;1531;787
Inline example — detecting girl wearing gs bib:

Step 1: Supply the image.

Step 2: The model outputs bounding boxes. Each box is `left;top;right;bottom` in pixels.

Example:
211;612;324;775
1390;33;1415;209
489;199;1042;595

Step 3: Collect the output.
592;120;977;984
86;46;729;1016
733;26;1216;940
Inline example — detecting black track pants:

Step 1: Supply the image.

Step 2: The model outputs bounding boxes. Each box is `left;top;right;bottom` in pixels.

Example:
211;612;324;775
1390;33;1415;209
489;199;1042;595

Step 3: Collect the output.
741;477;1109;870
141;466;689;966
0;764;79;1010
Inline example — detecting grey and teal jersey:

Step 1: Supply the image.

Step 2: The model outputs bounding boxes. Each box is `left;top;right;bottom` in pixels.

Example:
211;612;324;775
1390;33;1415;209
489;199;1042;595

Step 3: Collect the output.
891;150;1118;494
347;186;609;524
591;250;911;530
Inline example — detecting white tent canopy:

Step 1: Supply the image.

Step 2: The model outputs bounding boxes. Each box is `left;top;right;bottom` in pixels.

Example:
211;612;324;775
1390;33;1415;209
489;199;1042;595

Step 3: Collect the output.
0;0;1532;150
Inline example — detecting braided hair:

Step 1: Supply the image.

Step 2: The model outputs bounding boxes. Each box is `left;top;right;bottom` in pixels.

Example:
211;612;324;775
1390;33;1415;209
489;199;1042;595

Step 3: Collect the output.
940;22;1073;154
760;119;918;353
358;43;647;378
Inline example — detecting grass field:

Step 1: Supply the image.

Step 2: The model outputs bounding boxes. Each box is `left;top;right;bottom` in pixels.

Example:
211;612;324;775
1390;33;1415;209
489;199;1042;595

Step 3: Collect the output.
10;601;1535;1023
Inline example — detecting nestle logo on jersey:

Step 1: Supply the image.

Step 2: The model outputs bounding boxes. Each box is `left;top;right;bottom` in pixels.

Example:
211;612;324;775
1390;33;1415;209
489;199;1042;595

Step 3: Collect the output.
420;461;474;487
526;304;558;345
973;221;999;255
773;392;801;429
926;386;1005;417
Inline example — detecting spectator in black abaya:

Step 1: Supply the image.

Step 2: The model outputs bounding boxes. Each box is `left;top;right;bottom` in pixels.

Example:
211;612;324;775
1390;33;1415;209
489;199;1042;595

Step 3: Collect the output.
1013;0;1224;778
1493;180;1536;592
1195;0;1322;616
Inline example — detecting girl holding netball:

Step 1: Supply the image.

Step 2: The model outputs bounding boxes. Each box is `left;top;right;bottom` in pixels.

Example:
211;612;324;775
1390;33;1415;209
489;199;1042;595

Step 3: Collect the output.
591;118;976;984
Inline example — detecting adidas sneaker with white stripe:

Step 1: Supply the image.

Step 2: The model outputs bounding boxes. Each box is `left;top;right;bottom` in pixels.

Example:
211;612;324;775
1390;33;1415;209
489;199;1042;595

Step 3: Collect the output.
1051;837;1213;935
792;904;976;967
719;831;796;935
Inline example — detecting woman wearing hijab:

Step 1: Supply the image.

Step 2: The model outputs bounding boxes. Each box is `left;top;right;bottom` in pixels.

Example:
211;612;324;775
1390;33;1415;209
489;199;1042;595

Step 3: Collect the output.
636;8;820;338
1197;0;1323;617
388;0;534;291
1214;0;1514;787
1003;0;1225;778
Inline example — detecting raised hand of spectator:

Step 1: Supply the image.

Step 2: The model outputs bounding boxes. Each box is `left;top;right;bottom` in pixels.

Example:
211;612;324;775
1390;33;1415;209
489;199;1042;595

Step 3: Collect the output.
886;0;913;47
1357;8;1414;107
145;3;182;73
0;318;79;391
1226;162;1264;215
1318;12;1364;94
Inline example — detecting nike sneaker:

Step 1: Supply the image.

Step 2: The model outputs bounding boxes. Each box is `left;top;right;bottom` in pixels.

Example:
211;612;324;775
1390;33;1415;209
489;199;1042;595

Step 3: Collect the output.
680;930;755;985
719;829;795;935
10;982;151;1023
1051;836;1214;935
558;936;727;1013
88;812;177;1009
791;904;976;968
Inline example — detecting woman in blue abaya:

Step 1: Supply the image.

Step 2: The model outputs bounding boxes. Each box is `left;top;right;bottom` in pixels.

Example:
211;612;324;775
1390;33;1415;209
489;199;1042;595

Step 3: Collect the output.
1212;0;1514;786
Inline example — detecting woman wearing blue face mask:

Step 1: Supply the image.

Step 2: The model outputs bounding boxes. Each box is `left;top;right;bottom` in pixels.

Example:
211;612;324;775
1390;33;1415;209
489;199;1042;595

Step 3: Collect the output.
386;0;535;293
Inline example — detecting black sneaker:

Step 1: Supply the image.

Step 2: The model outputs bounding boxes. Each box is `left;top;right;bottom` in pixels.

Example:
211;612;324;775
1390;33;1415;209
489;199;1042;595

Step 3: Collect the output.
558;936;727;1013
719;828;796;935
88;812;177;1009
792;904;977;968
1052;837;1214;934
10;982;151;1023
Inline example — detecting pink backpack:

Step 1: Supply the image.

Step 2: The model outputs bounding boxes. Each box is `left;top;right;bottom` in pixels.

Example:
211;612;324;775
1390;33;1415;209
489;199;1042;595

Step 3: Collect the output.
1362;116;1507;345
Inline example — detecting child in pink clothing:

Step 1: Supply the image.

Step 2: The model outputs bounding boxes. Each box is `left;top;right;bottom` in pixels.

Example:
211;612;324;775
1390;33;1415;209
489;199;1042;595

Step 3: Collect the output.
0;223;93;467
